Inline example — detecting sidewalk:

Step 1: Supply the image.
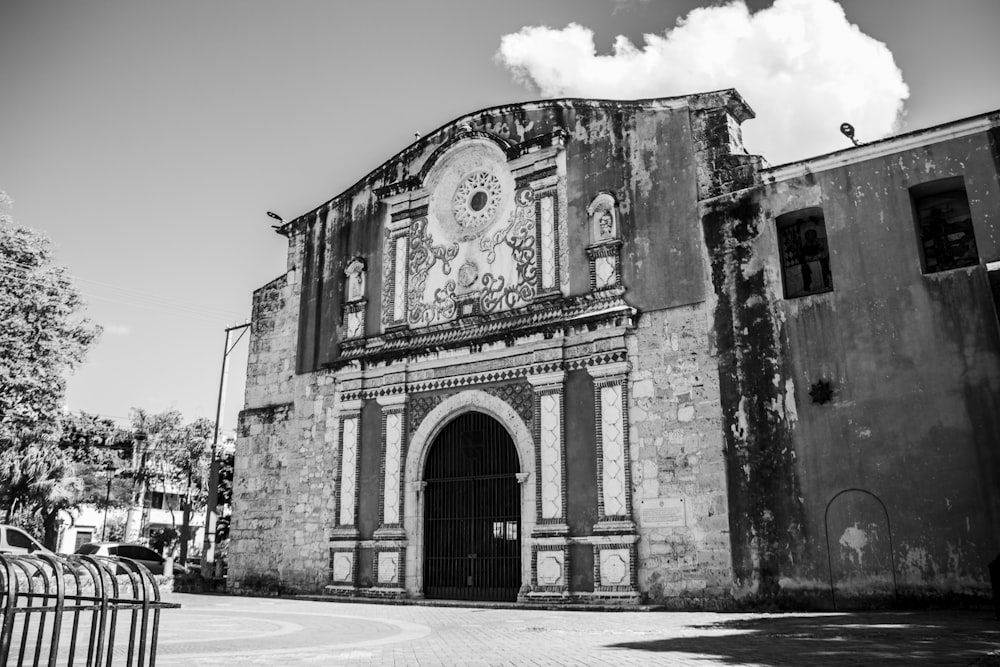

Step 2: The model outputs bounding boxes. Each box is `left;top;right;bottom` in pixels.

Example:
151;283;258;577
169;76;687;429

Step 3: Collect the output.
150;593;1000;666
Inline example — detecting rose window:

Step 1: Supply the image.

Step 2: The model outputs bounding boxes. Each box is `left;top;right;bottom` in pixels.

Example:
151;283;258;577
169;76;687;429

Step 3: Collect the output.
452;170;502;230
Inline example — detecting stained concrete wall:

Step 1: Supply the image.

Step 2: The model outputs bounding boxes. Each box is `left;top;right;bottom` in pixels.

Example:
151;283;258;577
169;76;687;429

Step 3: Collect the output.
703;127;1000;604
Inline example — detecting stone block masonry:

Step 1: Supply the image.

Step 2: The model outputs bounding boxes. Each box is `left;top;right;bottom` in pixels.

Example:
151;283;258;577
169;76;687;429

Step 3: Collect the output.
231;250;342;593
628;302;732;605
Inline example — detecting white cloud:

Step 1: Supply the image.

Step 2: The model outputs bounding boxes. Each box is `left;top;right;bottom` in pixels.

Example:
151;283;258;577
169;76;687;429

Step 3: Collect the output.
496;0;909;165
103;323;132;336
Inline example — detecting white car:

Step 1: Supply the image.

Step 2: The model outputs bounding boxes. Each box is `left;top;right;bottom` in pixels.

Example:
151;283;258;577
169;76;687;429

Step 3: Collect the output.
0;524;52;555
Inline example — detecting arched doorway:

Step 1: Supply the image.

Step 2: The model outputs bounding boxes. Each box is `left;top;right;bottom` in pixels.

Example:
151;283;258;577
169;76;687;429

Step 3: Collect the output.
423;411;521;601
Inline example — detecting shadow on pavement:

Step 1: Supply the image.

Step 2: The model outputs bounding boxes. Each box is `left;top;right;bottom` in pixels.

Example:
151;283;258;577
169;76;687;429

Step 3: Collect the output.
609;611;1000;666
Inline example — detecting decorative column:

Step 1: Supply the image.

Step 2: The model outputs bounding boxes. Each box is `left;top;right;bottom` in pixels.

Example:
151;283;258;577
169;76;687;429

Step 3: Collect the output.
381;217;411;329
587;361;640;600
328;399;362;591
528;371;570;599
373;394;407;594
535;189;561;297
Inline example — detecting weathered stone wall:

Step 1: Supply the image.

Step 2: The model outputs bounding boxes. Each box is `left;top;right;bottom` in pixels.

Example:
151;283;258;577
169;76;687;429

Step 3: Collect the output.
628;302;732;606
701;189;806;604
231;230;344;594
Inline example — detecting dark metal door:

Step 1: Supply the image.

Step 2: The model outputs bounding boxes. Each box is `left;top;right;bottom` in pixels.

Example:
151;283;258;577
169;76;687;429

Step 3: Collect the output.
423;412;521;602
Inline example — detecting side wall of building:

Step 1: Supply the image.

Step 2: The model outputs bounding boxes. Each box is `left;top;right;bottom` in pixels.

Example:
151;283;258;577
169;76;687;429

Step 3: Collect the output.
230;233;343;593
702;129;1000;604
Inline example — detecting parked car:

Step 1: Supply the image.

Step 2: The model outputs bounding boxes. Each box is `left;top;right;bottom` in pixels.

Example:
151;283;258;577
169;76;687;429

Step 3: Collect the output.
0;524;53;555
74;543;187;575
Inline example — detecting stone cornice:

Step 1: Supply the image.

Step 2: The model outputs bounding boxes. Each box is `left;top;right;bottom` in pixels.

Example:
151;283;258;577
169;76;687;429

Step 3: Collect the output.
338;347;629;402
333;291;636;369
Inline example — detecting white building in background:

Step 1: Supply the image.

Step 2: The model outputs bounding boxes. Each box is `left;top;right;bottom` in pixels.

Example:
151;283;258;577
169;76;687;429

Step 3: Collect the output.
57;489;206;556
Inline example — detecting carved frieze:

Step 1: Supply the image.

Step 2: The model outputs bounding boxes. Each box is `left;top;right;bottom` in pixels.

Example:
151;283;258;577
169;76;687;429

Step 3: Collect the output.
382;137;565;335
407;381;533;444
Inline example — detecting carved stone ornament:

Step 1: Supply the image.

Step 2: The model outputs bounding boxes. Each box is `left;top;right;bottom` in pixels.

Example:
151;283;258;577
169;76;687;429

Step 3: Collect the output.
600;549;629;586
453;170;503;231
345;257;367;302
537;552;563;586
332;552;353;583
457;260;479;290
587;193;618;243
425;141;515;243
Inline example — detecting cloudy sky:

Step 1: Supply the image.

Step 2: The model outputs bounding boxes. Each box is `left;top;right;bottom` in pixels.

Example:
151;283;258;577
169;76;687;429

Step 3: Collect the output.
1;0;999;430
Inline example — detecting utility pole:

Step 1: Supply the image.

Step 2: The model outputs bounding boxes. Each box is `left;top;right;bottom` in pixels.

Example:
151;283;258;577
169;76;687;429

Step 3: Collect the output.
179;460;193;566
202;322;250;579
125;431;148;542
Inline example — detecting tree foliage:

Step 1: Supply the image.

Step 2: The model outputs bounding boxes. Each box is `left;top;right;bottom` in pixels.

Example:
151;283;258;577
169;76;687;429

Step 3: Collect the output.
61;411;135;508
128;409;214;557
216;447;235;542
0;191;101;547
0;191;101;443
130;409;213;507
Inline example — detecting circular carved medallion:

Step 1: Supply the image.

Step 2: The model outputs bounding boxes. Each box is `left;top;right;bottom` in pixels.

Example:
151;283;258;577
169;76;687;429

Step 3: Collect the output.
453;170;502;230
425;141;514;242
457;260;479;289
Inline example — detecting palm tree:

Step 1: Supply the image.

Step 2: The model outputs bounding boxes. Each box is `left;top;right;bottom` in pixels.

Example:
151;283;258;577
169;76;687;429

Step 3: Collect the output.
0;439;83;547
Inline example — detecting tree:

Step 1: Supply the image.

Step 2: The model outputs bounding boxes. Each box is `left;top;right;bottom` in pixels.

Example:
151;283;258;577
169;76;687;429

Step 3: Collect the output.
0;191;101;443
0;191;101;547
61;411;136;517
215;448;235;542
128;409;213;557
2;411;133;546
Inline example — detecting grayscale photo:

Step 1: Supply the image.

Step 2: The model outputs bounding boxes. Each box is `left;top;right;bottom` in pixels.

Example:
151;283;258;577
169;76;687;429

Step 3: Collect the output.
2;1;999;664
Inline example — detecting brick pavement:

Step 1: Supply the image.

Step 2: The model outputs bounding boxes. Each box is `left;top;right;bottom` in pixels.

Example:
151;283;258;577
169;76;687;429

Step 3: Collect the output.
143;594;1000;666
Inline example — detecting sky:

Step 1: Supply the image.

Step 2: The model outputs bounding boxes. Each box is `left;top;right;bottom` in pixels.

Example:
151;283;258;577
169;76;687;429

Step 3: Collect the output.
1;0;999;433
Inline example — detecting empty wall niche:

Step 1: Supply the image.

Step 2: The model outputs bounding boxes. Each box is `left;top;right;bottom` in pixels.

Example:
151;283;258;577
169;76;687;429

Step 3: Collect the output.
911;176;978;274
776;206;833;298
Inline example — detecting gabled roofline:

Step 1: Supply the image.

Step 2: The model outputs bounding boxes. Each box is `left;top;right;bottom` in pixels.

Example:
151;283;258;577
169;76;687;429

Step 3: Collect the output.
763;108;1000;184
276;89;755;234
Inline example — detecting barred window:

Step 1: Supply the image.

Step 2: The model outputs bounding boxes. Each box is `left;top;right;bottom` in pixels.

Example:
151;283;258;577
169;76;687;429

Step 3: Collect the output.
776;207;833;298
912;178;978;273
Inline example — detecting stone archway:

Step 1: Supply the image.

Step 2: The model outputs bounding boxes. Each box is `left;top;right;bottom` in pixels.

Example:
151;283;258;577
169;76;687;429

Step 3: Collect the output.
403;390;535;598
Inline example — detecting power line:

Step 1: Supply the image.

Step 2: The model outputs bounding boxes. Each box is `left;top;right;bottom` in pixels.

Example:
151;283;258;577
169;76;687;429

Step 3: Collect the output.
1;271;247;324
1;258;247;319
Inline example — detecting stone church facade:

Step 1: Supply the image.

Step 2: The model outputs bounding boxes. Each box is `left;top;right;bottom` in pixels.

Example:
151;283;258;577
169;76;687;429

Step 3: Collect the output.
230;89;1000;607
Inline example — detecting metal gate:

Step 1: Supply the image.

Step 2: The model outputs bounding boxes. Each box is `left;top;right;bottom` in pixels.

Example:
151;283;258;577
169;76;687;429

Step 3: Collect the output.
423;412;521;602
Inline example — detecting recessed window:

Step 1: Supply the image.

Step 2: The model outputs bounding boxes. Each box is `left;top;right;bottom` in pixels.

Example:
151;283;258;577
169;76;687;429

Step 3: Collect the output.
74;530;94;551
912;178;978;273
776;207;833;298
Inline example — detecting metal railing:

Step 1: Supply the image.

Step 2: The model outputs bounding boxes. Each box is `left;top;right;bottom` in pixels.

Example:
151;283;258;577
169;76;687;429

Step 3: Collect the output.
0;553;180;666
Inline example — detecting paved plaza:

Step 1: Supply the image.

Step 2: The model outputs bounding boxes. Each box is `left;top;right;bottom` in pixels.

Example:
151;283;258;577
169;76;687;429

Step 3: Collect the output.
148;593;1000;666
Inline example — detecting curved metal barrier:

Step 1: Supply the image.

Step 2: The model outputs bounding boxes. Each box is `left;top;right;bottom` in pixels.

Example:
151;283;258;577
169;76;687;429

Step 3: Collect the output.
0;553;180;666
